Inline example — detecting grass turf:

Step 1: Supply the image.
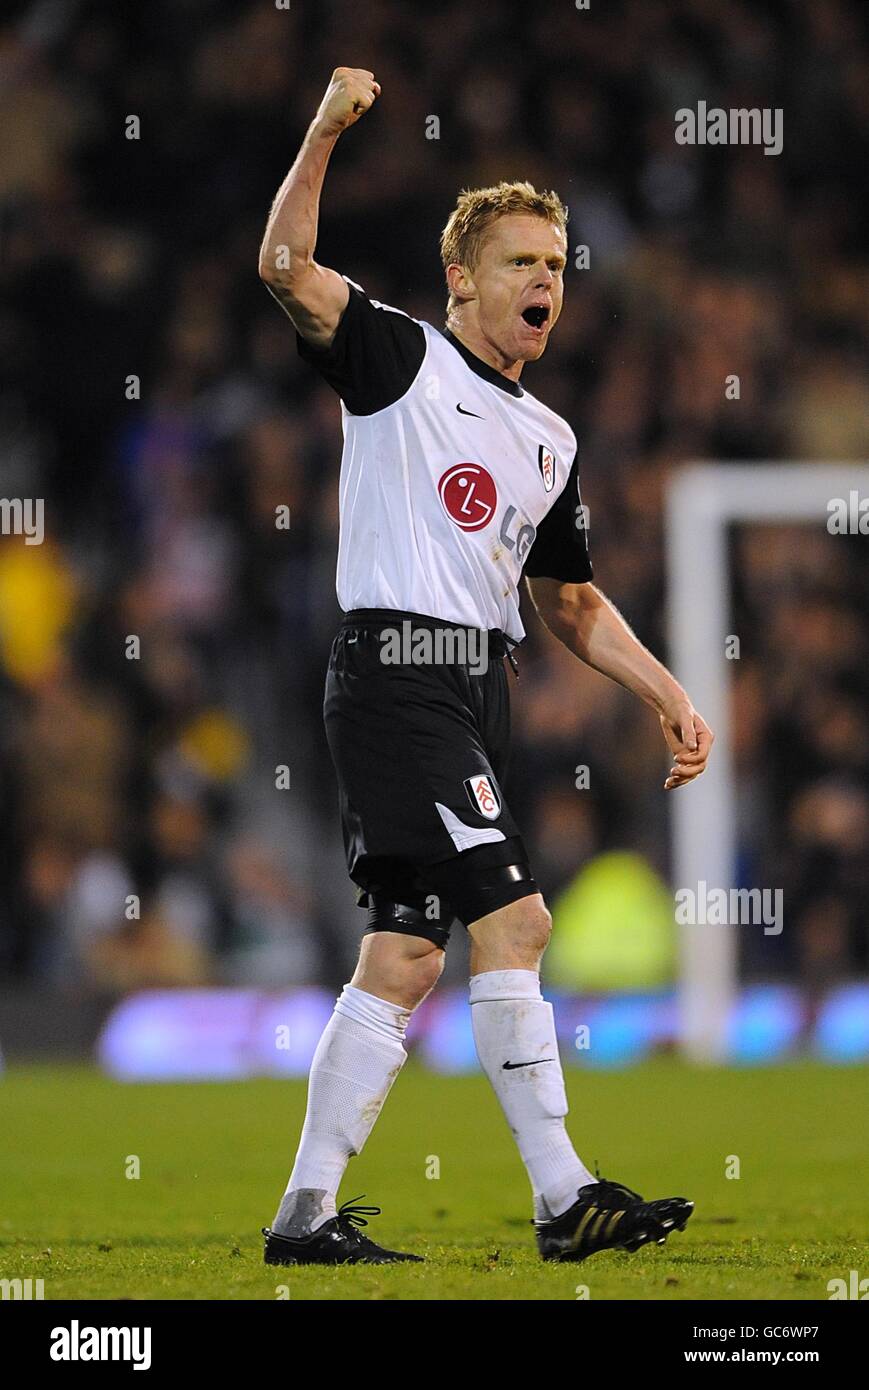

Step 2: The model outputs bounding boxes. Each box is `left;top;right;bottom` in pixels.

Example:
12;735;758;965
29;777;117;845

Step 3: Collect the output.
1;1059;866;1300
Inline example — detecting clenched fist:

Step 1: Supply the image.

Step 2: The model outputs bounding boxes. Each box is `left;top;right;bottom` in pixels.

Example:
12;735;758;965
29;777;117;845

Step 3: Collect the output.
313;67;381;138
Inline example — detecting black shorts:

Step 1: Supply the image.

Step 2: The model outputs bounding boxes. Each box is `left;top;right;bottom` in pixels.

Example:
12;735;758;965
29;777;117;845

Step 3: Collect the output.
323;608;538;943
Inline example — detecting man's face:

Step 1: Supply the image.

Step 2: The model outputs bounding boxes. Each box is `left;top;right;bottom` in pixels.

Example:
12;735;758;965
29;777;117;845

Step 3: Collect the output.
451;213;567;366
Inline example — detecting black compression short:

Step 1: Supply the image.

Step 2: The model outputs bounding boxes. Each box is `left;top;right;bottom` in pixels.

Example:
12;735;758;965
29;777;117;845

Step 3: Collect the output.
323;608;538;945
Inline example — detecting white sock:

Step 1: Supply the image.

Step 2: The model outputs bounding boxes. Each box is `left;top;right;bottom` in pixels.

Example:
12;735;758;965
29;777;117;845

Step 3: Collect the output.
272;984;410;1235
469;969;595;1220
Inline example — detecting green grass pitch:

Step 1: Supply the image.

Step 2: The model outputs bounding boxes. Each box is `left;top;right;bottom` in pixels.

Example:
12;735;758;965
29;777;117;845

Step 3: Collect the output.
1;1060;866;1300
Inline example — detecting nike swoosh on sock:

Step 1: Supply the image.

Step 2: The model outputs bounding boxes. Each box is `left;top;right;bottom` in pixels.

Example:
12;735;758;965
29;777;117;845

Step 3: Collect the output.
502;1058;553;1070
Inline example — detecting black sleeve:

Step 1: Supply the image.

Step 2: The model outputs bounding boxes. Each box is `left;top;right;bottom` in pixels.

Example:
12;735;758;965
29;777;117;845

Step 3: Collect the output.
296;280;426;415
523;453;594;584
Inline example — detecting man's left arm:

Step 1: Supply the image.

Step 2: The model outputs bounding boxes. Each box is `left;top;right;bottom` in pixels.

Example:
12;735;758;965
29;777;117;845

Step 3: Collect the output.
525;577;714;791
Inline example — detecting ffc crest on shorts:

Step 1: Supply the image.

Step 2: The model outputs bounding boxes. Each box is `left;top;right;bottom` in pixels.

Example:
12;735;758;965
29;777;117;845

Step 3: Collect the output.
538;444;556;493
464;773;501;820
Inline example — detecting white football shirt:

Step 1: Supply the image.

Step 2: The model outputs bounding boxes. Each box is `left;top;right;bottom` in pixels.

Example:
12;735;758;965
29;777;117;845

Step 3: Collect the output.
298;278;592;643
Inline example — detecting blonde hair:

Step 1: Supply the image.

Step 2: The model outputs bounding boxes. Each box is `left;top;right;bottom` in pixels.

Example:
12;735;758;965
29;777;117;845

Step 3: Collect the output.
439;180;568;311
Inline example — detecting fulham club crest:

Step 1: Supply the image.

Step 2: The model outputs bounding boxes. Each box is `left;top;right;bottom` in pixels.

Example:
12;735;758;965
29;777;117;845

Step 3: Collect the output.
464;773;501;820
538;445;556;493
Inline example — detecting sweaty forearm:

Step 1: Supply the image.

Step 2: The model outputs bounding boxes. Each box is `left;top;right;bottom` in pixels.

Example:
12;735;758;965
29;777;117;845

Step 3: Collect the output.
544;584;685;713
258;120;338;283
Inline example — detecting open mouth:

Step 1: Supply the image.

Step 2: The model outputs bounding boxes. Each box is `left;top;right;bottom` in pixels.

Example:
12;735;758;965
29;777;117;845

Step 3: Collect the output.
521;305;550;330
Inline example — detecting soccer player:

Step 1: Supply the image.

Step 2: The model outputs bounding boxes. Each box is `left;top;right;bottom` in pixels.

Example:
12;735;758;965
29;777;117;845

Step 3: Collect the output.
258;69;714;1265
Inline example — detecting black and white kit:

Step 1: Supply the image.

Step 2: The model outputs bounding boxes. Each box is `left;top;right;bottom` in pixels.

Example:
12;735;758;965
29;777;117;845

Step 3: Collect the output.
299;281;593;941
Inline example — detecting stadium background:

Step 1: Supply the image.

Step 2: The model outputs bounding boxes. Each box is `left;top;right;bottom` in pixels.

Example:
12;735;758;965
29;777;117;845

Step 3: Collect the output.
0;0;867;1076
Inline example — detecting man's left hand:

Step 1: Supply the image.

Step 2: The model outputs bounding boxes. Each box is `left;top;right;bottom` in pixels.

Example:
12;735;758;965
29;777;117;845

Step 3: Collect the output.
659;698;714;791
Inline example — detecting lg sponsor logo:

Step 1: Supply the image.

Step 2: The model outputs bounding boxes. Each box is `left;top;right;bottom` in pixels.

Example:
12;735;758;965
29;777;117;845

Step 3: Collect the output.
437;463;537;561
438;462;497;531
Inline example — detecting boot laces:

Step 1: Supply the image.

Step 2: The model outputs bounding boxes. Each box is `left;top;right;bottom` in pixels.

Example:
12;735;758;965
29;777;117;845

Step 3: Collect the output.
335;1195;381;1238
594;1176;643;1205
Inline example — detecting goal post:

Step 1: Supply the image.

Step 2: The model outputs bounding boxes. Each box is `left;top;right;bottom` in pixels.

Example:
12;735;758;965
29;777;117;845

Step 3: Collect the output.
665;463;869;1062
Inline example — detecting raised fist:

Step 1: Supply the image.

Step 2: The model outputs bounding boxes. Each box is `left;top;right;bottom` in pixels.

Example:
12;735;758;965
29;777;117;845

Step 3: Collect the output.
314;67;381;137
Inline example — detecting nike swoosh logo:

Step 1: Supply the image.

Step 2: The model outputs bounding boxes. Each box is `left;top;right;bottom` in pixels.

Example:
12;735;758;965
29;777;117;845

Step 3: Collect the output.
456;403;484;418
502;1058;553;1070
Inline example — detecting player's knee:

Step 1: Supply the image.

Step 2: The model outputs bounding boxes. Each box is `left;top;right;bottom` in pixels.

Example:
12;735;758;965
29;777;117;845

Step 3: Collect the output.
388;942;443;1008
469;892;552;967
494;893;552;954
408;941;446;998
515;898;553;956
354;931;444;1008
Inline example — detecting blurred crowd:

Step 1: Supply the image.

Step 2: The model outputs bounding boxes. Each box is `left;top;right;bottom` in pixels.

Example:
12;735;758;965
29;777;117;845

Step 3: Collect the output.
0;0;866;997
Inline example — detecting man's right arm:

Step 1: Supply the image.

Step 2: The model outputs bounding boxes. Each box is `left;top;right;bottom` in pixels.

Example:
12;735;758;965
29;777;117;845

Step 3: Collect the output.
258;67;381;349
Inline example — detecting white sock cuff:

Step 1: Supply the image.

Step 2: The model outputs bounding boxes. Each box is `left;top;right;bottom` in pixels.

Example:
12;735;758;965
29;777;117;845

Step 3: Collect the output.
335;983;411;1042
469;969;542;1005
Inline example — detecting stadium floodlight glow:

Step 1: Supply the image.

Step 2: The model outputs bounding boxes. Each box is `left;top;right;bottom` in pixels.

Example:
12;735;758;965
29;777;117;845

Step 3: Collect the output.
665;463;869;1063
